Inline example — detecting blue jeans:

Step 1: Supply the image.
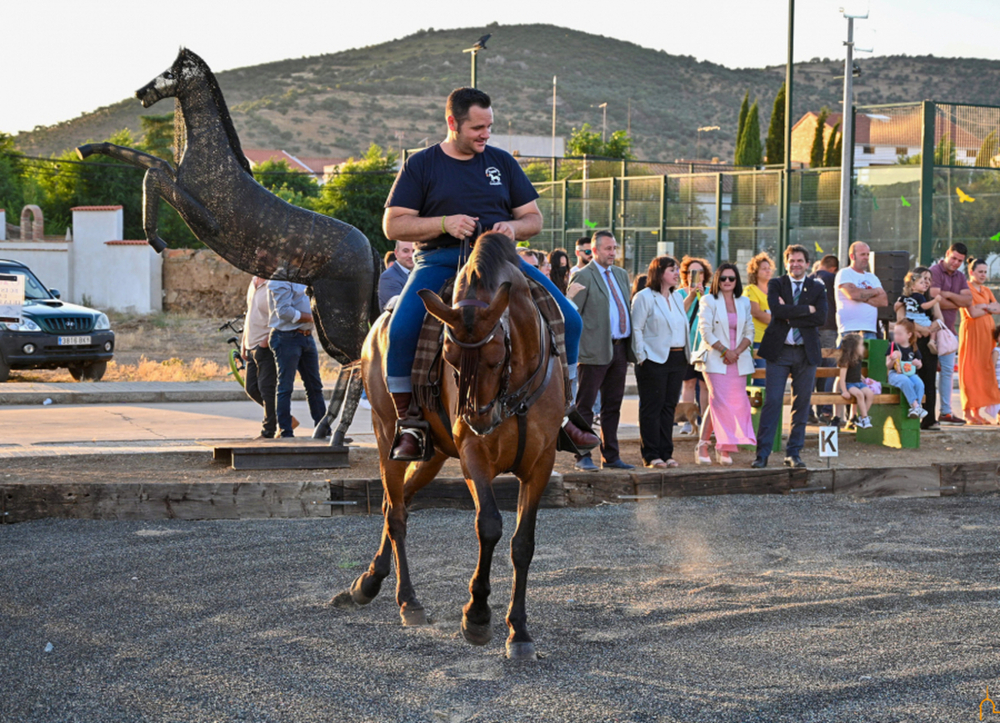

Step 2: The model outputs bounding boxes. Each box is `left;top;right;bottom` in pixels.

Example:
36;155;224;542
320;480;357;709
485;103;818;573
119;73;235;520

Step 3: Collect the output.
889;371;925;407
386;246;582;392
756;345;816;459
938;351;955;415
270;329;326;436
751;341;766;388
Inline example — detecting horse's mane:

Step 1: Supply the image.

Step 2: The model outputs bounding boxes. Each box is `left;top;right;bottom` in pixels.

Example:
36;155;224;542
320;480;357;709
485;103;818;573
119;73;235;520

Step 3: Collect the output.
463;234;521;294
176;48;252;176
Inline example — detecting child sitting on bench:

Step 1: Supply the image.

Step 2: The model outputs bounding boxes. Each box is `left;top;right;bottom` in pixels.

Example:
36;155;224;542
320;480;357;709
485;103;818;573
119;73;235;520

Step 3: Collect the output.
837;333;874;429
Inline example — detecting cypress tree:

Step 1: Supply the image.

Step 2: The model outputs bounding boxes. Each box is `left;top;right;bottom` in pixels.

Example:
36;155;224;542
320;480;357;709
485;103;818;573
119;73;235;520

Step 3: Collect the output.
737;101;763;167
975;130;999;167
735;92;749;160
810;107;830;168
824;120;842;167
765;82;786;165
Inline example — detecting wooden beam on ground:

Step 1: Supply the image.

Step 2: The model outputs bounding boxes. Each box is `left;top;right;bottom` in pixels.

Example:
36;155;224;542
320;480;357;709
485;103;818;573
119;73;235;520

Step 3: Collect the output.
213;440;350;470
936;461;1000;494
1;481;331;523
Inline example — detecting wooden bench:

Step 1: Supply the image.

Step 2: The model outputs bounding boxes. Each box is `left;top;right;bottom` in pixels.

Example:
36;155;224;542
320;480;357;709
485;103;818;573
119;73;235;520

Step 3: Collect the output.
747;339;919;451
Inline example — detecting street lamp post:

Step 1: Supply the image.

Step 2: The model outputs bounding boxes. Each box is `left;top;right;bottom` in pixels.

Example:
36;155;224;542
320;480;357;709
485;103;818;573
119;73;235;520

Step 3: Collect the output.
599;102;608;144
837;6;871;263
462;34;490;88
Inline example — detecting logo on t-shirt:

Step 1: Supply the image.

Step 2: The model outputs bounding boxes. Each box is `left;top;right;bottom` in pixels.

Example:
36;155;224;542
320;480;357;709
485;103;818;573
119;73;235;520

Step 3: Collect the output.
485;167;502;186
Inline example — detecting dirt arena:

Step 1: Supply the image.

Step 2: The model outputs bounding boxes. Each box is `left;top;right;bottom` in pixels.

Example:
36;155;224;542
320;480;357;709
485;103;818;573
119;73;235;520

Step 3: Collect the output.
4;493;1000;722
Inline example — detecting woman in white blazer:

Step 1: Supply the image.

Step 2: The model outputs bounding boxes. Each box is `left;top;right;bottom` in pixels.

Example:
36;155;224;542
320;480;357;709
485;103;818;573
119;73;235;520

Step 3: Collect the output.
631;256;690;468
693;263;757;465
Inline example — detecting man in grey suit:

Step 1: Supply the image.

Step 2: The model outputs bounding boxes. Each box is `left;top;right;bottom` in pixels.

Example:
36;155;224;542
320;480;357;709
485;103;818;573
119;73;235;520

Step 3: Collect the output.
570;230;636;471
377;240;414;310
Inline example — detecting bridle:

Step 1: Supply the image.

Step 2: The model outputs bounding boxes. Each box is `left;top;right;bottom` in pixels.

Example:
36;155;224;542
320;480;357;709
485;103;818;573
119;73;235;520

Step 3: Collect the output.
445;296;556;438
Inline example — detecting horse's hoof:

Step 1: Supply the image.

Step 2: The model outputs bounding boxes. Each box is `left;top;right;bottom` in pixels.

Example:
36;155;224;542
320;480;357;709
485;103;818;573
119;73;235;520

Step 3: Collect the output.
149;236;167;253
350;578;376;606
332;431;352;447
75;145;93;160
328;590;359;609
400;605;429;627
461;618;493;646
506;641;537;660
312;422;331;439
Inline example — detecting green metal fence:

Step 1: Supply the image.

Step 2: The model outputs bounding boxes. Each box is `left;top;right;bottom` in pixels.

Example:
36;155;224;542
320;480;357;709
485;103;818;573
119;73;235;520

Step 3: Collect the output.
524;101;1000;280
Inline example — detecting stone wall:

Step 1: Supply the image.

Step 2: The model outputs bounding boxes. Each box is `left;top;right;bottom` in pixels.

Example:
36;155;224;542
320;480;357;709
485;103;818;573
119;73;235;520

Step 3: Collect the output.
162;249;251;317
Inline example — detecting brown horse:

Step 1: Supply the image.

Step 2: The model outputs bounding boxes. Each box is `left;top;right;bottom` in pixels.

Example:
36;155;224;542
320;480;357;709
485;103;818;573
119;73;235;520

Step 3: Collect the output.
333;233;563;660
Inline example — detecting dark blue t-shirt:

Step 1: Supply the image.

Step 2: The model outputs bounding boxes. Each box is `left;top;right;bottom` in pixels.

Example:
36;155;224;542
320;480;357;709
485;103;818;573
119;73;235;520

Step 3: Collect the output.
384;143;540;249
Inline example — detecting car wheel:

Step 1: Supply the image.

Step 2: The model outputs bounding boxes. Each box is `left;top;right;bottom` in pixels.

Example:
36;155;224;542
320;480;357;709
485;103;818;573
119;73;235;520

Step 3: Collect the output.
0;355;9;383
68;364;84;381
80;361;107;382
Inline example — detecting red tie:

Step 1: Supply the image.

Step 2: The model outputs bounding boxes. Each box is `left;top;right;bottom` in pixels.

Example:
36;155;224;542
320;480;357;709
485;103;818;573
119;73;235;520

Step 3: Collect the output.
606;269;627;336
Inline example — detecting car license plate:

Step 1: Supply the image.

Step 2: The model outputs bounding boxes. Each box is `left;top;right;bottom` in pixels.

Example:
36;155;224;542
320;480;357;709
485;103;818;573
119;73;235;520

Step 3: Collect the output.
58;335;91;346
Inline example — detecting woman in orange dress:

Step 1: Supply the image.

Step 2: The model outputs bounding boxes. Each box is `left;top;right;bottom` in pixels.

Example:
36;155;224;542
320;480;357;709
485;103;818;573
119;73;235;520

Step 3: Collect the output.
958;258;1000;424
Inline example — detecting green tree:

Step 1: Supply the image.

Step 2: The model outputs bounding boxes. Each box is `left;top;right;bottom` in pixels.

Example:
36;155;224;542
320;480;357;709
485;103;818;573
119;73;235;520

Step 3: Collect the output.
566;124;604;156
253;158;320;199
735;101;762;166
139;113;175;162
0;133;25;214
974;129;999;168
602;130;635;160
316;144;397;254
735;92;749;158
934;133;956;165
824;121;842;167
764;83;786;165
809;107;830;168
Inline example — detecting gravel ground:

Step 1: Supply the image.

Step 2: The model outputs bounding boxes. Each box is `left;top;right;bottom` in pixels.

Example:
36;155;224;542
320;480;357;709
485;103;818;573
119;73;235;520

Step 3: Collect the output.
4;495;1000;722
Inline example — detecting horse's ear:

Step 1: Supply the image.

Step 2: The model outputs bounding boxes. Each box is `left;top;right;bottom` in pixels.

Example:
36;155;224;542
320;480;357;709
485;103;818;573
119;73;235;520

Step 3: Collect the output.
418;289;460;327
481;282;512;329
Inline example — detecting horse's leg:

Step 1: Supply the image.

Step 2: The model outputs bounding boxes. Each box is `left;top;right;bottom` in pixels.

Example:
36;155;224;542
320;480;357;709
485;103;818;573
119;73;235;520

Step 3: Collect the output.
504;459;554;660
336;451;447;611
331;366;362;447
314;363;350;440
141;167;221;252
76;142;174;175
460;458;504;646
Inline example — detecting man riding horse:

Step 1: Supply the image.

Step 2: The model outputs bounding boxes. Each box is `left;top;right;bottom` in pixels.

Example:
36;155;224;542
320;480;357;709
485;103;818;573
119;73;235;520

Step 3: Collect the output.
382;87;598;459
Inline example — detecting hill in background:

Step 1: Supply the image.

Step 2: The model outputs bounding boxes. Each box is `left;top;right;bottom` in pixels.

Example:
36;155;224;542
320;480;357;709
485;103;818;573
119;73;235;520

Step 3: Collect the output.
15;23;1000;163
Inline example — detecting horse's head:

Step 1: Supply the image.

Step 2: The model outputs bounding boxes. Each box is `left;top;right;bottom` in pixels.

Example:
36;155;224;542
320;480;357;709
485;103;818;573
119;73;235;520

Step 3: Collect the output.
420;280;513;435
135;48;205;108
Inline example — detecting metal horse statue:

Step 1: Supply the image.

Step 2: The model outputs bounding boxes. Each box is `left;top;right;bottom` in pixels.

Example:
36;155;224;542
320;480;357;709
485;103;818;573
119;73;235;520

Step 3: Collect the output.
76;49;377;439
332;233;564;660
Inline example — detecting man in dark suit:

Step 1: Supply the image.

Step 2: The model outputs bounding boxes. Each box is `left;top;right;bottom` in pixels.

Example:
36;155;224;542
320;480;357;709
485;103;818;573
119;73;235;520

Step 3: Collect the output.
752;244;828;469
377;240;414;310
571;230;636;471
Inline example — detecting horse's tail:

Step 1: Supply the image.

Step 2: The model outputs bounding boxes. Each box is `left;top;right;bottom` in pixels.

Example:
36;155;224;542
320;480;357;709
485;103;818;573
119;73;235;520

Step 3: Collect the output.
369;245;384;325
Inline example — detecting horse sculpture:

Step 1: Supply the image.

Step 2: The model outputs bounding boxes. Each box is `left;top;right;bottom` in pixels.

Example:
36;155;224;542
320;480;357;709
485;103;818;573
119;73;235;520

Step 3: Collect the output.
75;48;379;370
332;234;563;660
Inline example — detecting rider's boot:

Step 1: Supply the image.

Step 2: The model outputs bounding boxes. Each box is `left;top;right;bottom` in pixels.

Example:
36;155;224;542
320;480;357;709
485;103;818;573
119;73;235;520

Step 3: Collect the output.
389;392;425;460
562;412;601;449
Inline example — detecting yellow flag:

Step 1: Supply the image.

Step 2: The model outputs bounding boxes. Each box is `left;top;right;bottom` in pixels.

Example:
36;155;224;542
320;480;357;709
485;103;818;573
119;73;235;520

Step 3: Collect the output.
814;242;824;254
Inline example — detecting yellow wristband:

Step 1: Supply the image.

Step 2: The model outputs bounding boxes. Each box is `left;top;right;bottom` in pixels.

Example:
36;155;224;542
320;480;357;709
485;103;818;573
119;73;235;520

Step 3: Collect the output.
441;215;447;234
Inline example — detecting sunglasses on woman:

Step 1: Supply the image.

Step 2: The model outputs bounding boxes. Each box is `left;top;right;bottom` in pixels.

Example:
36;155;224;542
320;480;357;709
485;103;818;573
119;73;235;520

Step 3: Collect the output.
720;275;737;282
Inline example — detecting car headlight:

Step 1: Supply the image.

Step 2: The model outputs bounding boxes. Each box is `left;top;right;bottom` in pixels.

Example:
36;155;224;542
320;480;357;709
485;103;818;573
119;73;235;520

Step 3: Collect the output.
1;318;42;332
94;313;111;331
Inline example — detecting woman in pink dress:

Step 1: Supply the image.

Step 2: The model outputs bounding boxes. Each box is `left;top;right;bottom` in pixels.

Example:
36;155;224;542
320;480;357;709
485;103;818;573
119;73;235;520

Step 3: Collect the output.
694;264;757;465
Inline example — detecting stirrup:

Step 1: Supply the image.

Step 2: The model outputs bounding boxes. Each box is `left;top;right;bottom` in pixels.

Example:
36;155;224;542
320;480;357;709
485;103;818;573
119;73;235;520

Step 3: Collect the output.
556;407;599;455
390;418;435;461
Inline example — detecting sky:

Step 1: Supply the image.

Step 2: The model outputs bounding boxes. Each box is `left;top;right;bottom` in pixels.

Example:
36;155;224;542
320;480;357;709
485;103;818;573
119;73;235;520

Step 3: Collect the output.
3;0;999;135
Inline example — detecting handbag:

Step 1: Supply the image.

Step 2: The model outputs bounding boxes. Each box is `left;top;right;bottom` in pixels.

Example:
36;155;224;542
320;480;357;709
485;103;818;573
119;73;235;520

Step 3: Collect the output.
863;376;882;394
935;326;958;356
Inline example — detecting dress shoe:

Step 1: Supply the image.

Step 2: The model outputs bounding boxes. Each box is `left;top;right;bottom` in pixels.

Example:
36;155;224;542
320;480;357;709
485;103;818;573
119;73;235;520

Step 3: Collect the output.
574;456;599;472
750;455;768;469
604;459;635;470
783;455;806;468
